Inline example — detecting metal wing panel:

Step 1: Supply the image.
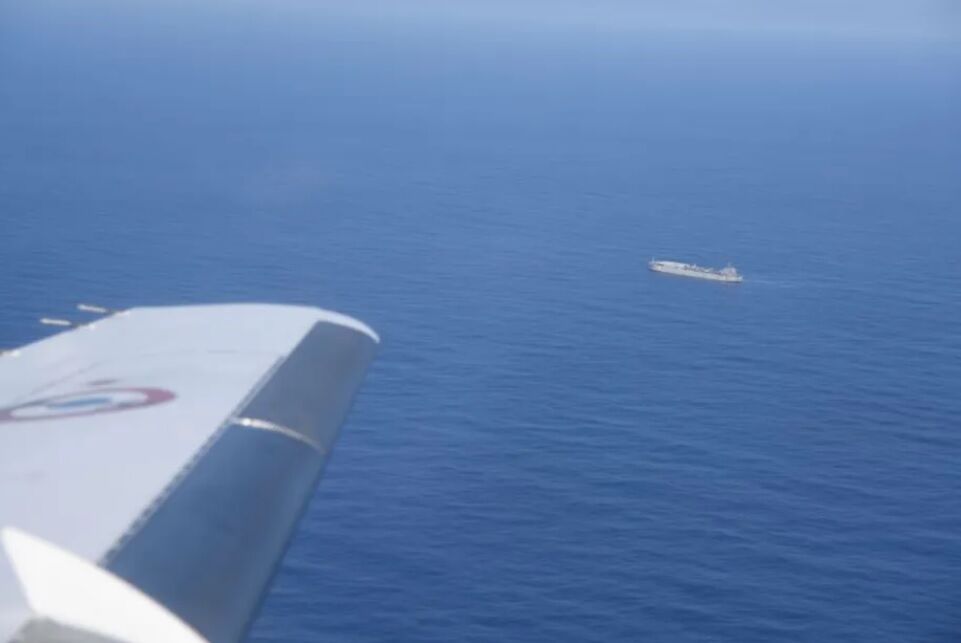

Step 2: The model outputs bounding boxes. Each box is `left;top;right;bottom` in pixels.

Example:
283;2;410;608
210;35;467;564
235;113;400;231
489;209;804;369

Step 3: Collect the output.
105;321;377;643
0;304;378;642
0;350;281;562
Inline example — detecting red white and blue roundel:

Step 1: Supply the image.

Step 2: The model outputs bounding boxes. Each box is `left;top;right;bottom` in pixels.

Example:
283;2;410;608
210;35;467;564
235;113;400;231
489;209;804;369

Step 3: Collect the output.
0;387;176;423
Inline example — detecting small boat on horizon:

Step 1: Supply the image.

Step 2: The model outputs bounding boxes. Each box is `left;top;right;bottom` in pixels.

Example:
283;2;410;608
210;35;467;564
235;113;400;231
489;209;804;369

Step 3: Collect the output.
649;259;743;283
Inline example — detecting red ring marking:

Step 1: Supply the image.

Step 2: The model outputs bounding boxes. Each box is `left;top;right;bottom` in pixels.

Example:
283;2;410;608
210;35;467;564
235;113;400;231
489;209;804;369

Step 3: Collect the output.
0;387;176;423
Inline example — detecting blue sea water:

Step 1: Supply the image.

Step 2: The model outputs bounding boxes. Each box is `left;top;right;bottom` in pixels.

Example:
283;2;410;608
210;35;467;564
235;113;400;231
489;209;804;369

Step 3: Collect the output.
2;3;961;641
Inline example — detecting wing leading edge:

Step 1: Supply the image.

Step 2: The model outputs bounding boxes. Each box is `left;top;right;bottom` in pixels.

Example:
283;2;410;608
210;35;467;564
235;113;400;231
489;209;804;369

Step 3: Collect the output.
0;304;378;642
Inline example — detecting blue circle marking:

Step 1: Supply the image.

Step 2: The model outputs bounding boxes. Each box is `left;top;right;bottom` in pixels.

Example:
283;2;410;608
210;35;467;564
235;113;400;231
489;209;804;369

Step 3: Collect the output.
46;397;114;410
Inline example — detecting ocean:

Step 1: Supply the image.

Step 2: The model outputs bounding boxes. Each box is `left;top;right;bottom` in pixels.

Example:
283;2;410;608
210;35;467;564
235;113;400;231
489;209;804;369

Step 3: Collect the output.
2;3;961;641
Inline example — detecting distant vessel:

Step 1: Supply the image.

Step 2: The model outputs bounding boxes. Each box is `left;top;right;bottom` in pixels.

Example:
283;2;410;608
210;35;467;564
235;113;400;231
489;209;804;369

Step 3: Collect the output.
649;259;743;283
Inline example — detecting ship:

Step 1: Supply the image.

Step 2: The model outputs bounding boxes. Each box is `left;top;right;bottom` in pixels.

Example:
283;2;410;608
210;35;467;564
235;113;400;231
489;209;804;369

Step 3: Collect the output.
649;259;743;283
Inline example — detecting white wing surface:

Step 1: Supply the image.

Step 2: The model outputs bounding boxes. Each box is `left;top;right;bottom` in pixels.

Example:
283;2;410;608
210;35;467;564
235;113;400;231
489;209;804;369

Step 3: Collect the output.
0;304;378;643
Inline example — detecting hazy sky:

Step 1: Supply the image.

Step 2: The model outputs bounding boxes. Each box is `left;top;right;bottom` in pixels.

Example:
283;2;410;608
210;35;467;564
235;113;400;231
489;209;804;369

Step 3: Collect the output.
309;0;961;45
4;0;959;48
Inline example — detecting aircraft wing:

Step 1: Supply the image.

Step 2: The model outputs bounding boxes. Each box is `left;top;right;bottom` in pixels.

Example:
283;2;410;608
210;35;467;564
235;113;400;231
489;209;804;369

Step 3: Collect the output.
0;304;378;643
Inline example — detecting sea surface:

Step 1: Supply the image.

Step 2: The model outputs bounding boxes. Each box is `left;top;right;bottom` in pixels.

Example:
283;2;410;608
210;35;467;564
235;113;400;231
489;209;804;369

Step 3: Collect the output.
2;3;961;641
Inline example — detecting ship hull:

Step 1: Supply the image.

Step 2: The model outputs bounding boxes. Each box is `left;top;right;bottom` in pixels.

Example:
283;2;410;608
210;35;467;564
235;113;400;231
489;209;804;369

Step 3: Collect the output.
649;261;743;283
